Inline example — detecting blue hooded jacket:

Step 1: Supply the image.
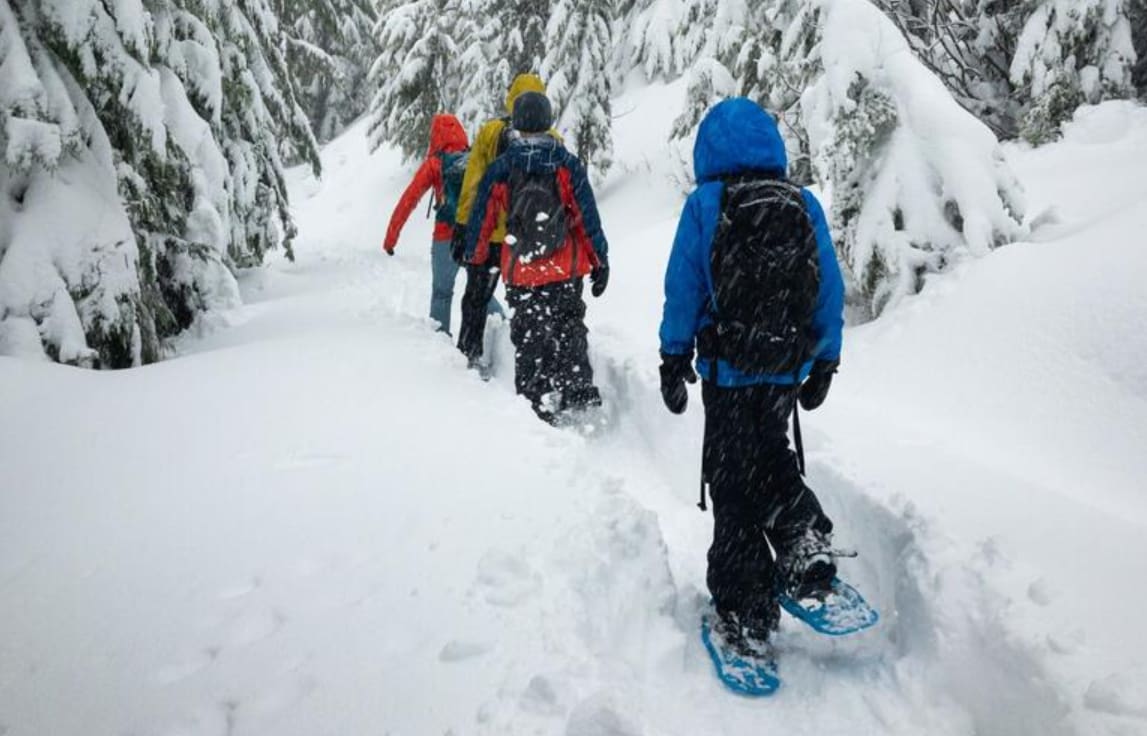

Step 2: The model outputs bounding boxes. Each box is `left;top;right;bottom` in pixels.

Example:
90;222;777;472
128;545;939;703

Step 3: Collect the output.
658;98;844;386
463;136;608;262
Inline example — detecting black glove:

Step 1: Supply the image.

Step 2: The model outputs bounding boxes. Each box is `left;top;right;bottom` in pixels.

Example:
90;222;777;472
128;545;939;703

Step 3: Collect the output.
799;359;838;411
450;229;468;266
590;263;609;298
659;351;697;414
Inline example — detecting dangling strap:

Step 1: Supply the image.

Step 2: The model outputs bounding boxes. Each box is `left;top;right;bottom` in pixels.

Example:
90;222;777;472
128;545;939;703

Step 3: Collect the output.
793;394;806;477
698;408;709;512
426;154;440;219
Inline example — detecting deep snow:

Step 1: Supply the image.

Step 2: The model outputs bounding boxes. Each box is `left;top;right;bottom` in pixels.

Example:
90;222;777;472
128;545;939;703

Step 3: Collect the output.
2;90;1147;735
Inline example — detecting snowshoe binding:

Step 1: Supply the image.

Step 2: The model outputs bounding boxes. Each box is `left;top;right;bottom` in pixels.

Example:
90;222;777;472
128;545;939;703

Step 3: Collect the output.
775;528;878;636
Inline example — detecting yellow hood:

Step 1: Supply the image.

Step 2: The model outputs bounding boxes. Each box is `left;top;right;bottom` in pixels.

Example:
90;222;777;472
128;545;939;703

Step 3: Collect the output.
504;74;547;114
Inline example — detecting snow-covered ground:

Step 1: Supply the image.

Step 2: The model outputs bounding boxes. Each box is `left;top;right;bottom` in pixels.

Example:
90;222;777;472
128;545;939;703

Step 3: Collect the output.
3;90;1147;735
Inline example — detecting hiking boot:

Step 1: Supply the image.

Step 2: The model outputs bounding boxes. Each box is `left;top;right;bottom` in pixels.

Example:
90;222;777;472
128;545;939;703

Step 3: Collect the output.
776;526;838;600
466;355;492;381
711;609;776;662
561;385;602;412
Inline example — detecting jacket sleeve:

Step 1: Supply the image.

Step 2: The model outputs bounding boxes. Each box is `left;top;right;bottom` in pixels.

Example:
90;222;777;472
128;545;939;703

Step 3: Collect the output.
455;119;501;227
659;193;710;356
566;155;608;263
464;157;509;261
802;189;844;363
384;157;439;250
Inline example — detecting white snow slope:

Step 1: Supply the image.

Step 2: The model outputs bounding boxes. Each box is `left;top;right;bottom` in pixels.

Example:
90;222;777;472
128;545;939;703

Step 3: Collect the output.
3;87;1147;735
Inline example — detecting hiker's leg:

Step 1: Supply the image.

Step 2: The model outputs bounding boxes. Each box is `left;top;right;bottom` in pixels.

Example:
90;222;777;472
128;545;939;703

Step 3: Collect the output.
753;383;834;553
743;382;835;595
550;279;598;409
457;244;502;360
703;382;777;630
429;239;458;334
507;286;551;414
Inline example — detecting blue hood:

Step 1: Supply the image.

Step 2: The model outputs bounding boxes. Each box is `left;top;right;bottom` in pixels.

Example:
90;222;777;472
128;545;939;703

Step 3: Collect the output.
693;98;788;183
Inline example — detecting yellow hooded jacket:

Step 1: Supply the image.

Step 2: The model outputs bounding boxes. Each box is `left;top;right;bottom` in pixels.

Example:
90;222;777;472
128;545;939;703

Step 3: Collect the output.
454;74;560;243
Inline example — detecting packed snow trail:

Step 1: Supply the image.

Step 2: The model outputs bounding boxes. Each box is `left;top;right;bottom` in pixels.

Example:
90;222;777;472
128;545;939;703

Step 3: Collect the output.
3;92;1147;735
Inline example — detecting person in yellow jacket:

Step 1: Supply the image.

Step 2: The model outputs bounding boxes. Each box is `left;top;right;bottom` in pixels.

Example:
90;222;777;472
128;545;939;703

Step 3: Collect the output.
451;73;560;368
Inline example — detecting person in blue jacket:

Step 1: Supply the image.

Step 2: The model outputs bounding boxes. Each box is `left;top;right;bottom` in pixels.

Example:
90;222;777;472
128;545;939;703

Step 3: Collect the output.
463;92;609;421
658;98;846;657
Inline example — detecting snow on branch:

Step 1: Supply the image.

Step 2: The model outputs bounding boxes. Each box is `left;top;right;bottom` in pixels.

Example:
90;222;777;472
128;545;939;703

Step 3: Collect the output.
805;0;1027;317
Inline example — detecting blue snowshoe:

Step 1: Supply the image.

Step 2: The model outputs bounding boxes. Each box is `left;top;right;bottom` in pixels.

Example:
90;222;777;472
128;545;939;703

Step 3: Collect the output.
700;612;780;696
778;577;879;636
776;529;879;636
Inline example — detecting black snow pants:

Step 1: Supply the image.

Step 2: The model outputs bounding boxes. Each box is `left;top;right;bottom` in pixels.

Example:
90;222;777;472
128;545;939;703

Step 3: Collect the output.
506;278;600;418
457;243;503;361
702;380;833;629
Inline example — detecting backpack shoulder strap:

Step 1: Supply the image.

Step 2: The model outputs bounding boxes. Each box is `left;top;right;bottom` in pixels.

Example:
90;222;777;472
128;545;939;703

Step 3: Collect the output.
496;117;515;157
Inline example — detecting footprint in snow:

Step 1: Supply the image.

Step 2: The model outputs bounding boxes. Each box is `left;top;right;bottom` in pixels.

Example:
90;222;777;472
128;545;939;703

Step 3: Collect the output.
221;608;285;648
438;640;492;662
566;693;643;736
1026;578;1054;606
518;675;565;717
475;550;542;607
1084;669;1147;719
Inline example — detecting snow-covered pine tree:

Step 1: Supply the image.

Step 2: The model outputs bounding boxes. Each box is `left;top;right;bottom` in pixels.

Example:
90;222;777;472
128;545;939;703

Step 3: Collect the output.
0;0;135;365
670;0;816;183
1011;0;1137;143
738;0;821;182
200;0;320;264
803;0;1026;317
1133;0;1147;96
671;58;738;141
0;0;318;367
277;0;378;145
672;0;719;71
666;0;746;175
500;0;549;77
624;0;683;80
452;0;505;130
368;0;462;160
872;0;1026;138
543;0;615;179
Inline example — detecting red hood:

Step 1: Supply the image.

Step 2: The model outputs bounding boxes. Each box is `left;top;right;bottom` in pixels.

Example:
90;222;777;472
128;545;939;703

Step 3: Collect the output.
428;114;468;155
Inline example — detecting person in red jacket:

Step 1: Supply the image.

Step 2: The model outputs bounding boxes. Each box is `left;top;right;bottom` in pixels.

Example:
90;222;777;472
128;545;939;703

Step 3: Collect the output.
383;113;501;334
463;92;609;422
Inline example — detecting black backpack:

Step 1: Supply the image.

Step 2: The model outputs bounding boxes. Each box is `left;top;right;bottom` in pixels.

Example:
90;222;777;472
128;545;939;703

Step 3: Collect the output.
506;167;569;265
701;176;820;376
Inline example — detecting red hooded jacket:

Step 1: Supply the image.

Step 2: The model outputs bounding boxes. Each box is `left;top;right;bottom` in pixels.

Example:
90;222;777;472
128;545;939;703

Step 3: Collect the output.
383;114;469;251
466;137;608;288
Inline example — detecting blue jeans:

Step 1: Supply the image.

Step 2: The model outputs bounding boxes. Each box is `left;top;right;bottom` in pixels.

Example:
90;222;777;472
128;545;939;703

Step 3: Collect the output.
431;239;502;335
